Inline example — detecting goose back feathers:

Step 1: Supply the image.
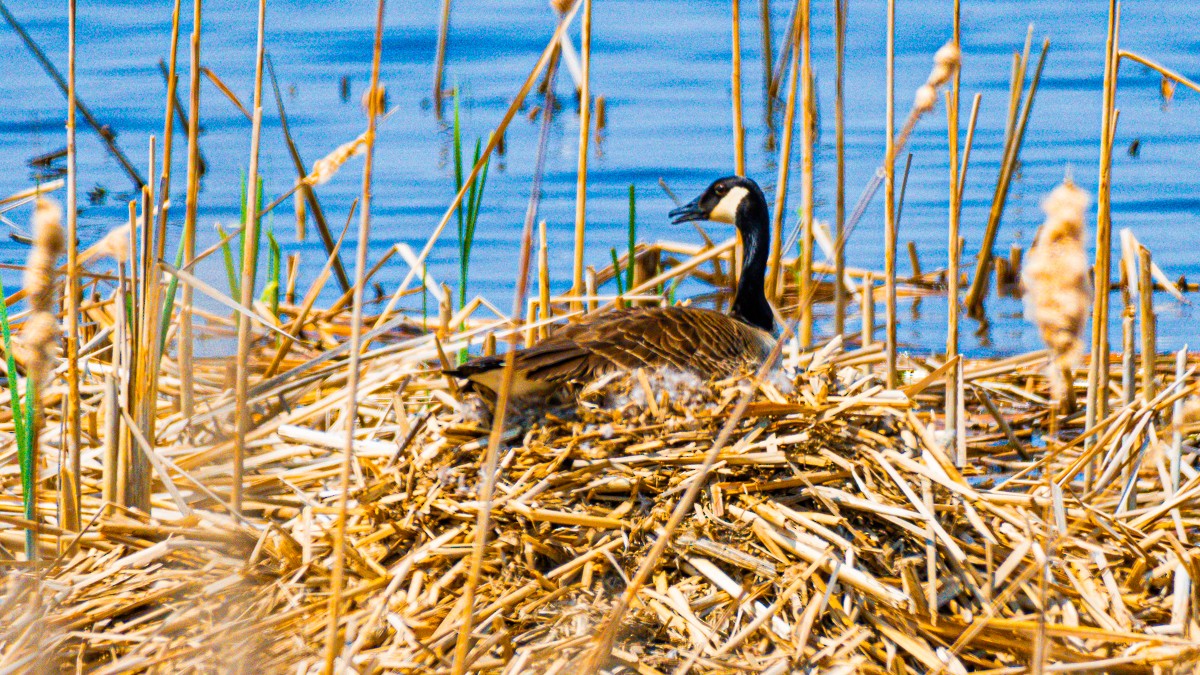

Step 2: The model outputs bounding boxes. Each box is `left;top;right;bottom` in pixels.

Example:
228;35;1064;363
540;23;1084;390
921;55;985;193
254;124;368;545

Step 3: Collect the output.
450;305;775;396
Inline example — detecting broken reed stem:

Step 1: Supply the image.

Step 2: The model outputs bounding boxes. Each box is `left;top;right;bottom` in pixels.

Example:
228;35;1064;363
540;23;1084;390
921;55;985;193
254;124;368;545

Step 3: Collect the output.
798;0;814;347
766;9;801;300
233;0;267;513
731;0;745;176
1171;347;1187;493
884;0;897;388
374;3;580;334
1086;0;1120;489
570;0;593;311
965;38;1048;317
538;219;550;339
861;271;874;347
324;2;385;671
1138;245;1155;401
433;0;450;116
179;0;202;420
833;0;847;336
63;0;81;534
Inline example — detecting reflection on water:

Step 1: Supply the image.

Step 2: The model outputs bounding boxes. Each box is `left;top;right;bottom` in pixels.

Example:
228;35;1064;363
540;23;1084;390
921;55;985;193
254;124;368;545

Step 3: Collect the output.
1;0;1197;357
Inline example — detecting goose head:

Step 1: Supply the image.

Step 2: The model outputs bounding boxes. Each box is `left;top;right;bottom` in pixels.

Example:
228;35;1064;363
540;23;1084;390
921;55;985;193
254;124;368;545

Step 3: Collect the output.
668;175;767;229
669;176;775;335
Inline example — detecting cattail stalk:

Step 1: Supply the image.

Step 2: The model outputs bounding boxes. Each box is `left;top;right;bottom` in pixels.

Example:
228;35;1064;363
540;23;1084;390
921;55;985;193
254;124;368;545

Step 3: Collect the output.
833;0;847;336
766;10;801;300
180;0;202;420
570;0;593;312
731;0;745;176
63;0;81;533
1085;0;1120;489
798;0;814;347
325;1;386;671
233;0;267;513
884;0;897;388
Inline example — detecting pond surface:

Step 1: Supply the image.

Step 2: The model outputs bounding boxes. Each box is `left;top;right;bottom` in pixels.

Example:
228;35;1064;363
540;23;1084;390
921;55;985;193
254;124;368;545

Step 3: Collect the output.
2;0;1198;357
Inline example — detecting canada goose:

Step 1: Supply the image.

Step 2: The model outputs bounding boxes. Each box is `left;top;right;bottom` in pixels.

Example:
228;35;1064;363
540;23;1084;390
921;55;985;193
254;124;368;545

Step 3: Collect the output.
448;176;777;397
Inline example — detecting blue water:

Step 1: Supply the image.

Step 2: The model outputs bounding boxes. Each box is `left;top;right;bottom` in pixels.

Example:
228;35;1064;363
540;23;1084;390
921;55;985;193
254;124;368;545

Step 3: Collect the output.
1;0;1197;357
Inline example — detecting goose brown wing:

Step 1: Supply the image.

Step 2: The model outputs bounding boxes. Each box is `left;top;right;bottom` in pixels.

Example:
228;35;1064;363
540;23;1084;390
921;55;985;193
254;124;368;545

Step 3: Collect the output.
450;306;775;393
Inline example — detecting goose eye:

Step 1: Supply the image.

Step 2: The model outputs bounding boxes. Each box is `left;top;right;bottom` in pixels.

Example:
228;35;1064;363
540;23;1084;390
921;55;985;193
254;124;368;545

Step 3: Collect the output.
714;185;727;196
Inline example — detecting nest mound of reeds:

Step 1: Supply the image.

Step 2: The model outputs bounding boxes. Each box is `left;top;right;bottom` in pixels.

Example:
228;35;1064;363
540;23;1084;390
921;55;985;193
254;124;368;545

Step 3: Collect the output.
4;326;1199;673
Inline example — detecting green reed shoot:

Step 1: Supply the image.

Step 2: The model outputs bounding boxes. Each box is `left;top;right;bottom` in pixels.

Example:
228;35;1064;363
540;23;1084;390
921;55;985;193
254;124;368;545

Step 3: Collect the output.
262;222;281;320
453;91;490;314
219;172;267;301
452;90;490;363
0;273;34;554
610;248;625;295
627;184;636;290
159;237;186;356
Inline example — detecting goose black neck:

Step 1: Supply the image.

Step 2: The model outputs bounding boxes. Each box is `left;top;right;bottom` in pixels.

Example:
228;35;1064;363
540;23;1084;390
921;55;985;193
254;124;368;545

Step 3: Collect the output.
730;191;774;334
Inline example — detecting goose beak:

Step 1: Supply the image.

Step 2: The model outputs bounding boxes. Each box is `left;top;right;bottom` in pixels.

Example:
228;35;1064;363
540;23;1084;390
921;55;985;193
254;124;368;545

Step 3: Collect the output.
669;197;706;224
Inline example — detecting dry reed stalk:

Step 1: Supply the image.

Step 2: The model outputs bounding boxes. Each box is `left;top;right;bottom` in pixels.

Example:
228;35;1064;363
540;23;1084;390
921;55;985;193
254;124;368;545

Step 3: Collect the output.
63;0;80;534
538;219;550;339
833;0;847;336
964;35;1046;317
584;266;597;313
766;10;801;299
759;0;772;114
434;0;451;116
1085;0;1120;488
324;2;386;671
372;2;581;334
861;270;874;347
570;0;593;311
731;0;745;176
179;0;202;421
1138;245;1155;401
884;0;896;388
233;0;268;513
798;0;814;347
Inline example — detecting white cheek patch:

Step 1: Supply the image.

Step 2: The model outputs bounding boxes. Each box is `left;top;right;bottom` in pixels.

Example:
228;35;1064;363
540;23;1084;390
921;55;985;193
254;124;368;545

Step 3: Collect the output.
708;186;748;224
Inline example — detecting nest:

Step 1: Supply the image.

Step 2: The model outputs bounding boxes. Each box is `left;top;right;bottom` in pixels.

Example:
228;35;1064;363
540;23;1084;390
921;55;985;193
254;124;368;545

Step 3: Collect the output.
3;331;1199;674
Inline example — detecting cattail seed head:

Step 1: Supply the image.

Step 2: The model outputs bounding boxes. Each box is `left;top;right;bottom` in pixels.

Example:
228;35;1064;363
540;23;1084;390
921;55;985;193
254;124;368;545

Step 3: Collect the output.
94;224;132;263
19;198;65;388
549;0;573;14
928;42;962;88
24;199;64;314
304;133;368;187
360;85;387;116
1021;179;1092;401
913;84;938;115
